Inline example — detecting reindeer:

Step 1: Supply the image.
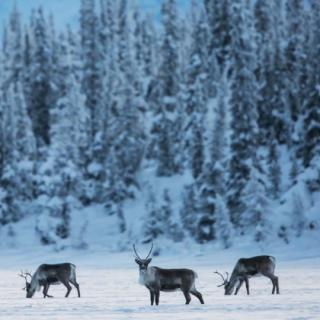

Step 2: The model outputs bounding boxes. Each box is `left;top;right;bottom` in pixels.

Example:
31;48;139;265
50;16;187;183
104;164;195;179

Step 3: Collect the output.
19;271;60;298
133;243;204;305
215;255;280;295
19;263;80;298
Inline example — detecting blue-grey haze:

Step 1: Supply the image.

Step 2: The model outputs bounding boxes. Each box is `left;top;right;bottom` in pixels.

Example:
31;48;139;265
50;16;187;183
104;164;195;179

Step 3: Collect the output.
0;0;189;30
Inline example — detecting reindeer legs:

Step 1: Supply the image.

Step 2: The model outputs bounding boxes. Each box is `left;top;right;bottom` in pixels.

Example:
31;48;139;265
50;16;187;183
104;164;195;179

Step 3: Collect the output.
190;289;204;304
234;279;244;295
261;271;280;294
149;290;155;305
42;285;47;298
60;279;72;297
244;277;250;295
43;283;53;298
69;279;81;297
183;291;191;304
155;290;160;305
275;276;280;294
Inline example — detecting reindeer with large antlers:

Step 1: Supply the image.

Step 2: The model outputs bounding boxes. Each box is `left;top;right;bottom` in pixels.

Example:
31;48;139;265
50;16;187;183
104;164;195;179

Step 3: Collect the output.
215;255;280;295
19;271;60;298
133;243;204;305
19;263;80;298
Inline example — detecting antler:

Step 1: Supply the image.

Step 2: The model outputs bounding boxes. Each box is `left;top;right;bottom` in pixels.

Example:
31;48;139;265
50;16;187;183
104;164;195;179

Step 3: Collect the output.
145;242;153;259
19;271;32;290
18;271;32;281
214;271;229;287
133;242;153;260
133;244;142;260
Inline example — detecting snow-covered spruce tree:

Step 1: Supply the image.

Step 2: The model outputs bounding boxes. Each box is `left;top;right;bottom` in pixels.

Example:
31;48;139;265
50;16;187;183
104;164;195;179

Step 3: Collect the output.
117;0;146;108
160;189;184;242
227;0;260;228
144;188;183;243
0;99;19;226
241;161;270;241
4;4;23;86
8;82;36;196
0;83;36;225
190;123;205;180
302;0;320;172
284;0;305;131
35;32;85;245
28;7;53;148
0;30;8;175
102;0;145;231
254;2;286;147
101;0;117;66
298;8;313;114
291;192;306;237
2;5;24;107
194;163;218;243
103;88;146;232
0;94;4;179
140;15;157;83
180;77;231;244
103;161;129;233
283;2;311;188
80;0;102;144
183;3;208;178
210;76;234;246
103;85;145;226
96;0;117;172
99;0;109;70
21;27;33;115
267;136;282;199
132;6;145;96
47;14;60;108
151;0;182;176
0;5;36;225
204;0;231;68
143;187;163;243
180;183;198;238
80;0;107;203
290;155;299;185
181;163;218;243
253;0;277;146
214;194;233;248
211;76;228;181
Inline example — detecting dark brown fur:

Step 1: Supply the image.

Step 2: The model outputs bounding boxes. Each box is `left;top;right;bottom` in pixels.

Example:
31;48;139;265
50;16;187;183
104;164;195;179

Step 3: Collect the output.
136;259;204;305
26;263;80;298
224;255;280;295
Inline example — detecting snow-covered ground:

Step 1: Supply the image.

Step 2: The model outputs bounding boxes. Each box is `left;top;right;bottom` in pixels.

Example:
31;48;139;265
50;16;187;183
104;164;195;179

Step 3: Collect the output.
0;244;319;320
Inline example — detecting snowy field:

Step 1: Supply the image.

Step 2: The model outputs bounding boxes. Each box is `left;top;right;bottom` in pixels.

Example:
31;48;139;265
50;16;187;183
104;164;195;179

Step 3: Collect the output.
0;248;319;320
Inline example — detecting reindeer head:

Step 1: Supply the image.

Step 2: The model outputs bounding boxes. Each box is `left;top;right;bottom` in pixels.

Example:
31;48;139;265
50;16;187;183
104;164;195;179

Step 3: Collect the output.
133;243;153;272
214;271;233;295
19;271;34;298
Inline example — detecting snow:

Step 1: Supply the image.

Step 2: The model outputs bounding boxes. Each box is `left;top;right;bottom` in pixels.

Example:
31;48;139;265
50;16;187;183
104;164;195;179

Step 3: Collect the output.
0;246;319;319
0;0;320;317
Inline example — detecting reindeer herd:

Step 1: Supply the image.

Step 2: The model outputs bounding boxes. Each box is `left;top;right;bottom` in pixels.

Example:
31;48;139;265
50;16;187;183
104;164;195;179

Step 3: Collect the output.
19;244;280;305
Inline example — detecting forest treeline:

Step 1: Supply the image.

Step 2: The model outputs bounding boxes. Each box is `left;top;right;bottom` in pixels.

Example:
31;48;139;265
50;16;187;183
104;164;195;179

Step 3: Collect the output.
0;0;319;248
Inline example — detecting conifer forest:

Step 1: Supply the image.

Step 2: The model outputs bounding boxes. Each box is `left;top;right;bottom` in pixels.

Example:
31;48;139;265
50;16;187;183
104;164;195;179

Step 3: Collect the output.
0;0;319;251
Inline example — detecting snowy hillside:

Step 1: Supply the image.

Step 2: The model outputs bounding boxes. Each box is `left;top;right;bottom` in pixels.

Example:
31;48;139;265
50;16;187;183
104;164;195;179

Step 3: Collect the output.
0;0;319;257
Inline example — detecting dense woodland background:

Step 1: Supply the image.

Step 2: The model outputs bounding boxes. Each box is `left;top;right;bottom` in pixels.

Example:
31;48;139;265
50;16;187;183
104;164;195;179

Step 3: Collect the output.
0;0;319;251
